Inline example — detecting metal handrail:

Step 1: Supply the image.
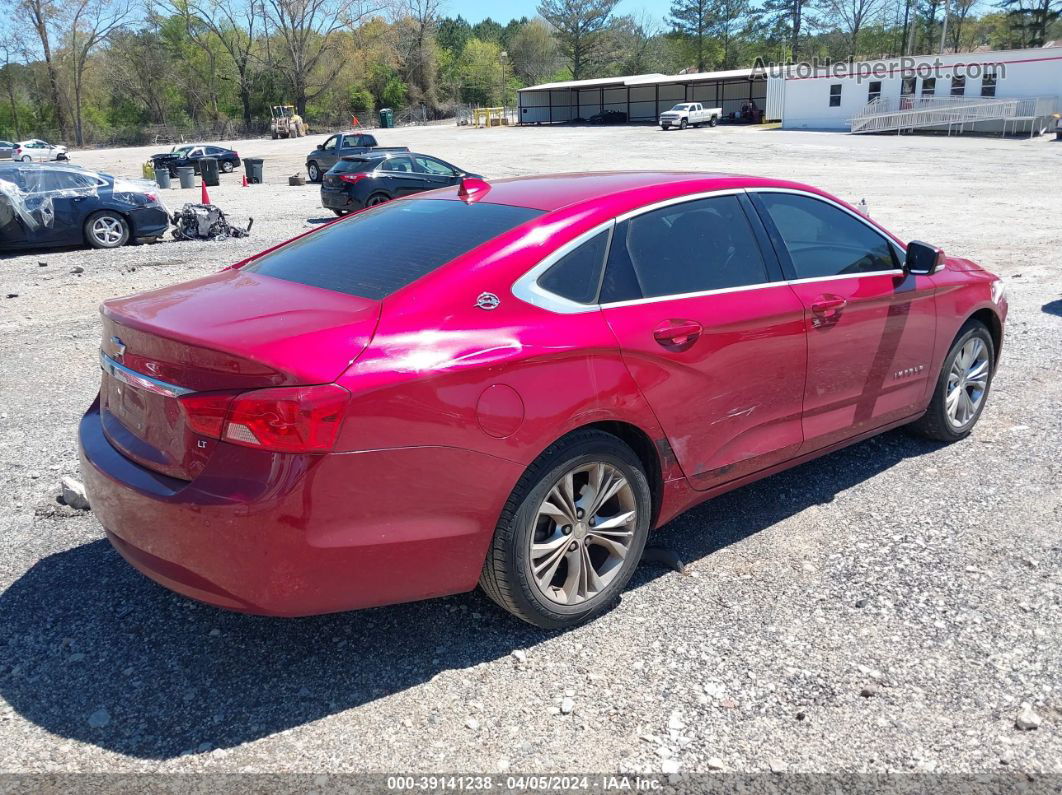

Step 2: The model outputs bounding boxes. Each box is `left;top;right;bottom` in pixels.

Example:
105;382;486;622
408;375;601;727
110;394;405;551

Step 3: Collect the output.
849;94;1058;134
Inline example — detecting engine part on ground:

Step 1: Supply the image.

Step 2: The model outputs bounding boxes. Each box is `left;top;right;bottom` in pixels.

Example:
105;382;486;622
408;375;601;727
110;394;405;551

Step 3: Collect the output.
170;203;252;241
288;173;306;186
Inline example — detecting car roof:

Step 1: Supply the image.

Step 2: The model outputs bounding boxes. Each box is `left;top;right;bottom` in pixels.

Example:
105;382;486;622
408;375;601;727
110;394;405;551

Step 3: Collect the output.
0;162;104;179
406;172;782;212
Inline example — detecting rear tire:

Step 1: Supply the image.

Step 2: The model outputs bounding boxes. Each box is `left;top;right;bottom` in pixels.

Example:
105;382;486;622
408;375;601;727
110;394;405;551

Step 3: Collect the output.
221;161;234;173
709;116;718;127
20;155;31;162
85;211;130;249
909;320;995;442
679;118;688;129
479;429;652;629
365;193;390;207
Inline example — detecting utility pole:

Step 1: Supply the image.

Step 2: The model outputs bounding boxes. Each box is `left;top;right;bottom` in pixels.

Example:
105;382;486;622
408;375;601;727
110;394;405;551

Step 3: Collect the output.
939;0;951;54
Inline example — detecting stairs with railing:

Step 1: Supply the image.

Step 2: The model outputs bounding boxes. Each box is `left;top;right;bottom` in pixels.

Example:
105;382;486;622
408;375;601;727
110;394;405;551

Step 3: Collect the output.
849;95;1058;135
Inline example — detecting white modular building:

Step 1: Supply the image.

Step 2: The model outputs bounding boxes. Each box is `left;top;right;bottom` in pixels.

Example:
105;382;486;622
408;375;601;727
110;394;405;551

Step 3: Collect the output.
517;68;768;124
769;46;1062;131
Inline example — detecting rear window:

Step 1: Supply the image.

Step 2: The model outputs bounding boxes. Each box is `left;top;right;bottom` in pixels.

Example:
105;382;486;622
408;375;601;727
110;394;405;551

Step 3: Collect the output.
331;158;377;174
244;199;542;300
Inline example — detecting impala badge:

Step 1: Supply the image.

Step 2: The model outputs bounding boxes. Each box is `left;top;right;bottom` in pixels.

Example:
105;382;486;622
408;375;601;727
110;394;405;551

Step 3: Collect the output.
110;336;127;360
476;292;501;310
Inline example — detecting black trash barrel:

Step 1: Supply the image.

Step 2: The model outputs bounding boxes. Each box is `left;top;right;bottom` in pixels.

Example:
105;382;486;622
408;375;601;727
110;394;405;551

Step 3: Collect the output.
244;157;264;184
200;157;220;187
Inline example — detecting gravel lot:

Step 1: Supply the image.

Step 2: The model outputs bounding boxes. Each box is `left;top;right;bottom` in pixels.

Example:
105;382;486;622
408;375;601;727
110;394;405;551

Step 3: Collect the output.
0;123;1059;776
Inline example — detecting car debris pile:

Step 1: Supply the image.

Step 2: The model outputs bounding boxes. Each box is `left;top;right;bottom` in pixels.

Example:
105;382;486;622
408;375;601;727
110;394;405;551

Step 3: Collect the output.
171;202;253;241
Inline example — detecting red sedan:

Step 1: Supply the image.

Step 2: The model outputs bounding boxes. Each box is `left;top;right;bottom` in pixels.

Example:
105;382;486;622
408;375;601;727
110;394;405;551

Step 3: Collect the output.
79;172;1007;628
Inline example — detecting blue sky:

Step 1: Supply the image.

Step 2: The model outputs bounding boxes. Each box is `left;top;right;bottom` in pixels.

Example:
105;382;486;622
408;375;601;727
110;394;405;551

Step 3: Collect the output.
443;0;673;24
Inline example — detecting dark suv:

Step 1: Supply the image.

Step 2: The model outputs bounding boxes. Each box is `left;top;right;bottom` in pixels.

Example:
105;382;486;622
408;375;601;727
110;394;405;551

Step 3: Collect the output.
320;152;478;215
305;133;409;182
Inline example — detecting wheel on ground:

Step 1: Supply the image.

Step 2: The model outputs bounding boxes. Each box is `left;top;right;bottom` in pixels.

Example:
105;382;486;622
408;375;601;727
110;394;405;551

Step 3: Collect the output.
709;116;717;127
221;161;234;173
910;320;995;442
307;161;320;182
271;132;278;140
479;429;652;629
85;211;130;249
365;193;390;207
679;118;688;129
20;155;31;162
660;125;669;130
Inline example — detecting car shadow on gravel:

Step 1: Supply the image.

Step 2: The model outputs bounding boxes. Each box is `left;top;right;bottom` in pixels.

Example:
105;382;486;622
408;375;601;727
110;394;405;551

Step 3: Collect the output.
1043;298;1062;317
0;428;942;759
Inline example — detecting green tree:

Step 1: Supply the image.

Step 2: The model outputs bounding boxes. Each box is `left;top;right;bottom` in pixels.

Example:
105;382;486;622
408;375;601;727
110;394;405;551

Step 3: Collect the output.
669;0;711;70
458;36;504;105
537;0;620;79
437;15;471;52
507;18;560;85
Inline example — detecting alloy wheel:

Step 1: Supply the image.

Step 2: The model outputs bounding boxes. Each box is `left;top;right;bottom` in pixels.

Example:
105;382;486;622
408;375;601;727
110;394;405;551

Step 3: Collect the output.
91;216;125;246
529;462;638;606
945;337;989;429
308;163;319;181
366;194;389;207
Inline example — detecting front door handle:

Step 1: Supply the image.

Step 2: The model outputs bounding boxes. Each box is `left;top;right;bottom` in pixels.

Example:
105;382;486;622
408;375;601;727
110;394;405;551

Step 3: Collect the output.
811;295;847;314
653;319;703;350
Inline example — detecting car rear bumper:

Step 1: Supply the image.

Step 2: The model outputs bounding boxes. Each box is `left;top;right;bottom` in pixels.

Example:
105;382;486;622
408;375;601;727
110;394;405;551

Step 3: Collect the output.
130;207;170;239
320;188;359;211
78;397;523;616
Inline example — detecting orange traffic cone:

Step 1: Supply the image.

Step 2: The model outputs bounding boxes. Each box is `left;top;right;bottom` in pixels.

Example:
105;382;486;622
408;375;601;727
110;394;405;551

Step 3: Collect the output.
241;174;248;187
201;179;210;205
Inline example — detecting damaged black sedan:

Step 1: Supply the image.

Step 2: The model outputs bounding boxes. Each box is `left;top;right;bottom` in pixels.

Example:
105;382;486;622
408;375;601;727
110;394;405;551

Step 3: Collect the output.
0;164;169;252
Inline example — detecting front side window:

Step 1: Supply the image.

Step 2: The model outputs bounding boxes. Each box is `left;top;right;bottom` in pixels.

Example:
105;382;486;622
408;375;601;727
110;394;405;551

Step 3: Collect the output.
757;192;896;279
537;230;609;304
951;75;966;95
322;136;338;151
981;69;996;97
415;156;457;176
244;199;542;300
600;194;769;303
829;84;842;107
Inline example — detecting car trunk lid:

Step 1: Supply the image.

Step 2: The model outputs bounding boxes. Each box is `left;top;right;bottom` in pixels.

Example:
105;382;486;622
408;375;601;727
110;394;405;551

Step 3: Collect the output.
98;269;380;480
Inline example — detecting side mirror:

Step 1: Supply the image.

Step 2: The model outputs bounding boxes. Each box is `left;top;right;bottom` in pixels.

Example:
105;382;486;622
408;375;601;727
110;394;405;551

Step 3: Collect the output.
905;240;944;275
316;143;324;150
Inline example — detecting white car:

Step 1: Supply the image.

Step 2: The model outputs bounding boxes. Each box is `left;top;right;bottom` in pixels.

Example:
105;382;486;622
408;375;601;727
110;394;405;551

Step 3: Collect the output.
11;139;68;162
659;103;721;130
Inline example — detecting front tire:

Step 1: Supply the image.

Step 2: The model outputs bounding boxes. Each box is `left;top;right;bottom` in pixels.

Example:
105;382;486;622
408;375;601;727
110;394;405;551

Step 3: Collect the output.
307;161;320;182
85;211;130;249
660;125;670;130
479;430;652;629
910;321;995;442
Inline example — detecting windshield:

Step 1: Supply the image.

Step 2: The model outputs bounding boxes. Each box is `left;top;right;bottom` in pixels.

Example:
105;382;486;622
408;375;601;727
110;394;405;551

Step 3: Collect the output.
172;146;193;155
245;199;543;300
671;105;691;111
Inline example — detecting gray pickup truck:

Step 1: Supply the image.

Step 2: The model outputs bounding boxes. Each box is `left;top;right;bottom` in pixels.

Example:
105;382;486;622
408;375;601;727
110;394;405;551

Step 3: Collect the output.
305;132;409;182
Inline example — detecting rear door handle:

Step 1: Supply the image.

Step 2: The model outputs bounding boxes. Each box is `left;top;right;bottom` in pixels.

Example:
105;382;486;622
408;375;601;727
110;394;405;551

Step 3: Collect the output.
653;319;703;349
811;296;847;314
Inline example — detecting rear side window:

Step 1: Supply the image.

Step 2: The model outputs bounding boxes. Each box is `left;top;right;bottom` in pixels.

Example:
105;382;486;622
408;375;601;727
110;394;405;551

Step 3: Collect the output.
756;192;896;279
537;230;609;304
332;158;376;174
245;199;542;300
600;195;769;303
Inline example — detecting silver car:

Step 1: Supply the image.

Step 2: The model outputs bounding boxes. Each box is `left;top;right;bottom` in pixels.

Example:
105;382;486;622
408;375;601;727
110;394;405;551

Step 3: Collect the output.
0;141;13;159
12;139;68;162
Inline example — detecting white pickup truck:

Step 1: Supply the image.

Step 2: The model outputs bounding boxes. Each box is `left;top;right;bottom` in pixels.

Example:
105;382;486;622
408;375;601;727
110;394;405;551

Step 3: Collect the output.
659;103;721;130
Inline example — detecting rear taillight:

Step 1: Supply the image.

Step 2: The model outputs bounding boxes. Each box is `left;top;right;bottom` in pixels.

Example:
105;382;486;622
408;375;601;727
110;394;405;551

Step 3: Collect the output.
179;384;350;453
339;173;368;184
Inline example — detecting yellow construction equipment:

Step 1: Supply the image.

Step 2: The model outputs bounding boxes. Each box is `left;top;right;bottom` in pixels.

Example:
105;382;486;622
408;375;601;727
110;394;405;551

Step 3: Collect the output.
270;105;308;139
